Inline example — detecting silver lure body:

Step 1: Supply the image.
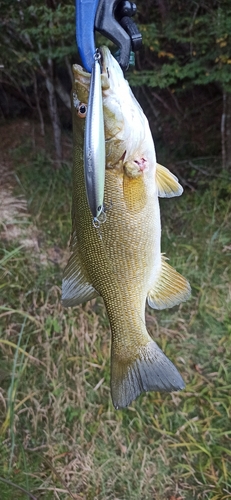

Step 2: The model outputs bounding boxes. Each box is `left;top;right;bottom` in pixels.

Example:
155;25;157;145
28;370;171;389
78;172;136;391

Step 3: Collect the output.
84;54;105;219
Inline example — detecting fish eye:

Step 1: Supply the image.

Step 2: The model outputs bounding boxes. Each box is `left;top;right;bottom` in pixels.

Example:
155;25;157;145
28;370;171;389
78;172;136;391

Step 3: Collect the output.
78;103;87;117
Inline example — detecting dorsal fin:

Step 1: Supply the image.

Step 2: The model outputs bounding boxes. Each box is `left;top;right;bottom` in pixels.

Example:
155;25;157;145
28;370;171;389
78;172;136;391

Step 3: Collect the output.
62;243;98;307
156;163;183;198
147;255;191;310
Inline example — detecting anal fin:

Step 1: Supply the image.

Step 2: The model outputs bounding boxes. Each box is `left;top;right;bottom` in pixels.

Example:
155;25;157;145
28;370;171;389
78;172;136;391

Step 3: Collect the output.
156;163;183;198
62;249;98;307
147;255;191;310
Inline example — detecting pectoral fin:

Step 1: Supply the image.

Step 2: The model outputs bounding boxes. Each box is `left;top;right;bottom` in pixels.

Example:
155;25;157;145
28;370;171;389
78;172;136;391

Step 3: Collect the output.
156;163;183;198
62;248;98;307
147;256;191;310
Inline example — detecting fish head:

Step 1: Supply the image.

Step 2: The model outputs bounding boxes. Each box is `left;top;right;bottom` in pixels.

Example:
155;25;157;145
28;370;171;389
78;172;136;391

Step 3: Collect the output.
72;47;156;177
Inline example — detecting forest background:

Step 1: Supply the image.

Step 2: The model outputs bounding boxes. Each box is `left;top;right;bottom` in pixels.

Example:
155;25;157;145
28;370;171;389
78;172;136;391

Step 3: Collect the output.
0;1;231;499
1;0;231;171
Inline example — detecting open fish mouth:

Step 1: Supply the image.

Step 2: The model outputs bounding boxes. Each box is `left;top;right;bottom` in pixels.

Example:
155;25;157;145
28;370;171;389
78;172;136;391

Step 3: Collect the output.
73;57;110;94
72;46;125;99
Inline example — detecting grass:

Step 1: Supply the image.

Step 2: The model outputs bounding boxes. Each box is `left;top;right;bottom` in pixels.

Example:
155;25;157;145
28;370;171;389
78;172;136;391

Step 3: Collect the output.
0;128;231;499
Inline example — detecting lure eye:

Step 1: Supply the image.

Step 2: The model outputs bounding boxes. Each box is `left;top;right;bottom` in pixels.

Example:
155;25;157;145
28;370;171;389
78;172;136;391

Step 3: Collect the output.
78;103;87;118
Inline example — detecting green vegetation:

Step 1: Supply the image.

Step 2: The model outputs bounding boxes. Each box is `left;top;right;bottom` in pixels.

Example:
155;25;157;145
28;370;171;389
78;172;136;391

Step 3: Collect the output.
133;0;231;89
0;129;231;499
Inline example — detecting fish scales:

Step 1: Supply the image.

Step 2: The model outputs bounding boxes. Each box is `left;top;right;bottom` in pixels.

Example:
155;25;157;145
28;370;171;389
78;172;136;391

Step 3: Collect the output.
62;46;191;409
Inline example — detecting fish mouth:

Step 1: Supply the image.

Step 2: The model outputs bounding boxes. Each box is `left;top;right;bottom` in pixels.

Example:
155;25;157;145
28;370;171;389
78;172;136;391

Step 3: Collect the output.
73;46;122;83
72;47;111;91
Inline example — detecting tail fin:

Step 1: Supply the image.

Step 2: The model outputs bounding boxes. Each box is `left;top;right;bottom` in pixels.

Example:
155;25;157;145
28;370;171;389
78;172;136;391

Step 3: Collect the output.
111;341;185;409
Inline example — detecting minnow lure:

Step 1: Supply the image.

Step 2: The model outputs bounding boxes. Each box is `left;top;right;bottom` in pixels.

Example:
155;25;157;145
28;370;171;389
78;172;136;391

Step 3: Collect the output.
84;50;105;220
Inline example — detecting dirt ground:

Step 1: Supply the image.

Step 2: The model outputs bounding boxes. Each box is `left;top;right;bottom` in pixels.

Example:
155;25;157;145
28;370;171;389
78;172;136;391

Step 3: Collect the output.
0;119;70;265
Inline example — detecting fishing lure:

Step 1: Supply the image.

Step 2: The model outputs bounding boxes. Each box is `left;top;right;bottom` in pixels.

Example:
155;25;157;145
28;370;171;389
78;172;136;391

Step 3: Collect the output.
84;50;105;220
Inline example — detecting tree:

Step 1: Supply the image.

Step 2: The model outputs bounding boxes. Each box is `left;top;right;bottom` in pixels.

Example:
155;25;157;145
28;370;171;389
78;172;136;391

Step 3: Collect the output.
130;0;231;169
0;0;75;168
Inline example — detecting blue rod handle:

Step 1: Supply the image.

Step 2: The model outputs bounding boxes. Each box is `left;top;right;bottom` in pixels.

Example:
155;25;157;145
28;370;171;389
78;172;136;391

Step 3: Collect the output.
76;0;100;72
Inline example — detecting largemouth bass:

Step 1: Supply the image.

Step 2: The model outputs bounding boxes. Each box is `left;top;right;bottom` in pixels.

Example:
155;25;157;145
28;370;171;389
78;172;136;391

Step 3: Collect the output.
62;46;191;409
